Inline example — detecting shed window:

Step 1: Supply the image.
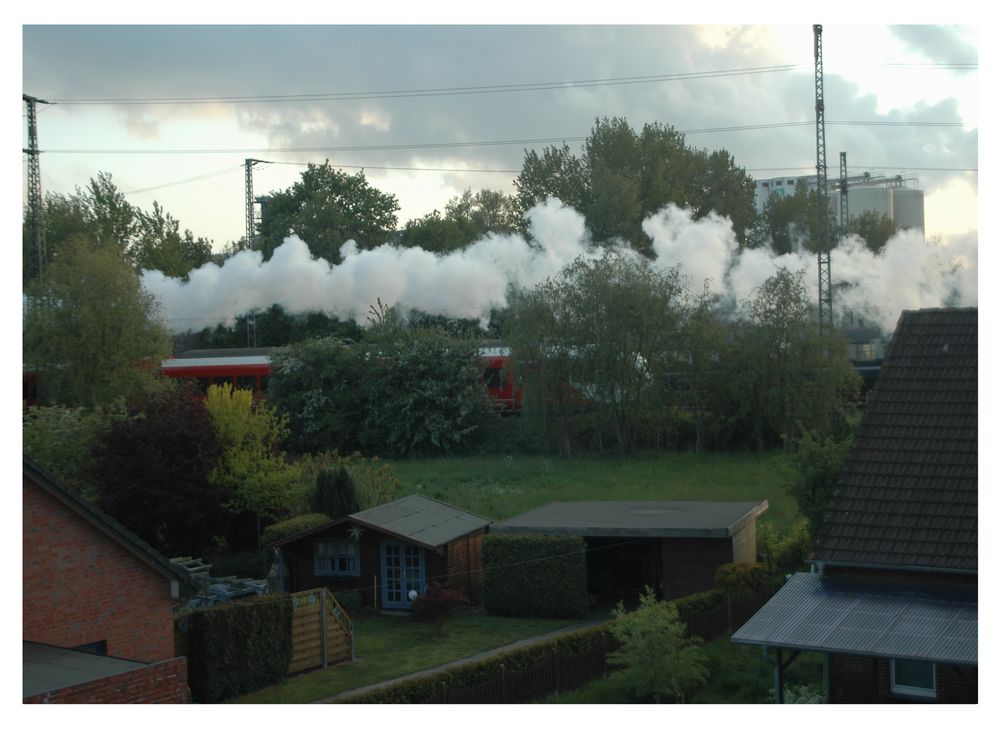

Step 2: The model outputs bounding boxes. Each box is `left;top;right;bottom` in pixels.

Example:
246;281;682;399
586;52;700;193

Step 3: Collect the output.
890;658;936;699
315;540;359;577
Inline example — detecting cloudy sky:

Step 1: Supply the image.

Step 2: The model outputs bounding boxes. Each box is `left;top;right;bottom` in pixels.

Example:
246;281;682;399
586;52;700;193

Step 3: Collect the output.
21;20;978;248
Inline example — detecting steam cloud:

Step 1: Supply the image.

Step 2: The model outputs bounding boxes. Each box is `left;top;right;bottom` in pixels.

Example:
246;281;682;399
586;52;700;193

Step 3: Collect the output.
142;198;978;337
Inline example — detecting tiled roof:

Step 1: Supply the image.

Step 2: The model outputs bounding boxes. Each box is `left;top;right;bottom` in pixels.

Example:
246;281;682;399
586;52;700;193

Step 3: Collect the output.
813;308;977;571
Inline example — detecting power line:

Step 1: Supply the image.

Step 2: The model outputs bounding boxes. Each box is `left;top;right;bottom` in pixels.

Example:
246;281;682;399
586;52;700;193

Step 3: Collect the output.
122;165;245;195
44;65;802;105
36;119;968;156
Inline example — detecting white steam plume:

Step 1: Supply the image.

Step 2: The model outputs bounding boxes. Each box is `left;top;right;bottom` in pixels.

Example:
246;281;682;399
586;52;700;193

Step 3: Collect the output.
143;198;977;337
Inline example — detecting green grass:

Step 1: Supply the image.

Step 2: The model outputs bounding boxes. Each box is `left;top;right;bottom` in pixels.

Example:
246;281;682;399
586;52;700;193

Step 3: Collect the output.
233;611;577;703
389;451;800;530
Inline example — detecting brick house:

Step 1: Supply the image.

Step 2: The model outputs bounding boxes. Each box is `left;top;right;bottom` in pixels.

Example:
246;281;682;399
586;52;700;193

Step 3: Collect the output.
733;308;977;703
271;495;491;610
23;459;200;703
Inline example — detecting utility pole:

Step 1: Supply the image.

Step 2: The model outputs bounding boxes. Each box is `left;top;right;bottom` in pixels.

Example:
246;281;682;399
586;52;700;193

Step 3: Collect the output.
24;94;50;278
839;152;849;232
813;25;833;331
244;158;269;347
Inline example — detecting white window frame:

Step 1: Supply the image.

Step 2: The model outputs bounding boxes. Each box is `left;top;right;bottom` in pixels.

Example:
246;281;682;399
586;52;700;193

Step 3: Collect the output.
890;658;937;699
314;539;360;577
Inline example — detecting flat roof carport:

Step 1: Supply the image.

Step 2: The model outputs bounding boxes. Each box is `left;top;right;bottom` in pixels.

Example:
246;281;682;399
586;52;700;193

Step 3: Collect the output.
23;642;147;698
491;500;768;537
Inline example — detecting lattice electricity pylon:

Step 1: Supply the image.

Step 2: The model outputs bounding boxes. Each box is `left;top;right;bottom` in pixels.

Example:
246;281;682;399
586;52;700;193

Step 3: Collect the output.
839;152;849;231
23;94;49;277
813;25;833;331
245;158;268;248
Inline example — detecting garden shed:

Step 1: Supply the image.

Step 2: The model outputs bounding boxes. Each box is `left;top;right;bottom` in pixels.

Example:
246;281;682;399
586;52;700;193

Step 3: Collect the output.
491;500;768;603
270;495;491;610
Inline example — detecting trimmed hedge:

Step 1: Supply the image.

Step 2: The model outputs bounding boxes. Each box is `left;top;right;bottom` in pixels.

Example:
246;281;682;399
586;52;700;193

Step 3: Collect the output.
483;534;588;618
262;512;334;546
346;621;614;703
182;593;293;703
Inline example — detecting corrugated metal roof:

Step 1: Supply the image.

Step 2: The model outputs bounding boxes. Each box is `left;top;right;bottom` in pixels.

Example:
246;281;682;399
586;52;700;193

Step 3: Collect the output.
349;494;491;549
492;500;768;538
731;572;978;665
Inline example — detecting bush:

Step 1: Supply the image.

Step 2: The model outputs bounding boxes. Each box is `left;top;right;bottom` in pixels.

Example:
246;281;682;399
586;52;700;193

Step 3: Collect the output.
262;513;334;546
207;549;272;580
334;590;364;612
609;588;710;703
347;622;613;703
310;465;359;519
785;431;853;532
757;519;812;575
182;593;293;703
410;581;471;635
483;534;588;618
714;562;769;597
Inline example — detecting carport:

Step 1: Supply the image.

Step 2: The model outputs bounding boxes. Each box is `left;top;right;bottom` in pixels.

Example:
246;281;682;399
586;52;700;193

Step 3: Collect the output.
491;500;768;603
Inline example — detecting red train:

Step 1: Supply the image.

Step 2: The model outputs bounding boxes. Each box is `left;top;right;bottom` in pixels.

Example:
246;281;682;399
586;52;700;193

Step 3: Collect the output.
160;346;523;412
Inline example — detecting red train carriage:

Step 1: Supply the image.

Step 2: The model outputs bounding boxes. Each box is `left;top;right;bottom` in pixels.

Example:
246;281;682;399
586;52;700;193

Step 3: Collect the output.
160;348;274;396
161;346;523;411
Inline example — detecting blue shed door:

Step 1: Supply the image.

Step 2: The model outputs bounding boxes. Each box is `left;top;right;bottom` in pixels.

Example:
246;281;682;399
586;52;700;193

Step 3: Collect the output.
381;541;425;609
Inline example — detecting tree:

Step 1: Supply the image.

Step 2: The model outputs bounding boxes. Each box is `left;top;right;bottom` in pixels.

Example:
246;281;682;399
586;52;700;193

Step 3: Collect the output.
785;431;854;533
309;465;359;519
729;268;859;450
90;383;227;557
396;209;475;254
514;118;757;253
204;384;301;533
23;238;171;408
255;162;399;264
755;181;838;255
133;201;213;277
608;588;710;703
505;251;688;453
849;210;898;254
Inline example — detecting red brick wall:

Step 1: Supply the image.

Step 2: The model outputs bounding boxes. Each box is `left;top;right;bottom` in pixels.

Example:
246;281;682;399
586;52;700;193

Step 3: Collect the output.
24;657;189;704
828;653;978;704
23;476;177;663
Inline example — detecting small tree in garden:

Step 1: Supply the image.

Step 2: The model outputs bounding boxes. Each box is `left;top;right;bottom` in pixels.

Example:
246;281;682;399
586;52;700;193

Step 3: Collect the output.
410;582;470;635
609;588;709;703
310;465;359;519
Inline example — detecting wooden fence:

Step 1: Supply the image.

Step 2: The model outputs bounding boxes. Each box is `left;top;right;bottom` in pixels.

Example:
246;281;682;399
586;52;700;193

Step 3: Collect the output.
678;586;779;641
289;588;354;674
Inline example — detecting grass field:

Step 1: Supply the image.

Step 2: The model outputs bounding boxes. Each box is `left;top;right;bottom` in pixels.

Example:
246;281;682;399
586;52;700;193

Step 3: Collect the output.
233;611;578;703
387;451;800;530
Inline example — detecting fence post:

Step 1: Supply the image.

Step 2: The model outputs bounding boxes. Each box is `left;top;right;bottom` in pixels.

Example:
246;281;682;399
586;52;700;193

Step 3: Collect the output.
440;681;447;704
499;663;506;703
321;589;329;669
727;594;733;634
551;647;559;694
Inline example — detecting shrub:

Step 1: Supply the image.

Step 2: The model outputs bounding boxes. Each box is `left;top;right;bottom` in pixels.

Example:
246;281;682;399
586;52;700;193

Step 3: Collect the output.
207;549;272;580
483;534;588;618
262;513;334;546
334;590;364;613
310;465;359;519
609;588;710;703
757;518;812;575
410;581;471;635
785;431;853;532
182;593;293;703
714;562;769;597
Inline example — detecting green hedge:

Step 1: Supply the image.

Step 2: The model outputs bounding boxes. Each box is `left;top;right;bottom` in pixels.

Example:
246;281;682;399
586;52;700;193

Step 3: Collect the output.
182;594;293;703
346;622;613;703
262;512;334;546
483;534;589;618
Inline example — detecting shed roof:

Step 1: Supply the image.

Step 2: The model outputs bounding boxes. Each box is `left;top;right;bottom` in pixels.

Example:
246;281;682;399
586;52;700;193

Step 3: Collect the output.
813;308;978;572
349;495;491;549
23;642;147;698
731;572;977;665
491;500;768;538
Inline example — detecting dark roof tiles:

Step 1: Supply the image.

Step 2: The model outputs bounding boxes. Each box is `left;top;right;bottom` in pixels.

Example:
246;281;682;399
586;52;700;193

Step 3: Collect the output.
813;308;977;572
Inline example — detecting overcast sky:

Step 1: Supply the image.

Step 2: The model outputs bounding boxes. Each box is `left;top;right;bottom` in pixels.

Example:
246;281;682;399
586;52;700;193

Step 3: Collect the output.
20;20;978;249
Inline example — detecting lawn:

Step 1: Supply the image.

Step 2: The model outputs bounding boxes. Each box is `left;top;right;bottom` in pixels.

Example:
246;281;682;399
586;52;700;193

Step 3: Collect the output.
388;451;800;530
233;610;579;703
